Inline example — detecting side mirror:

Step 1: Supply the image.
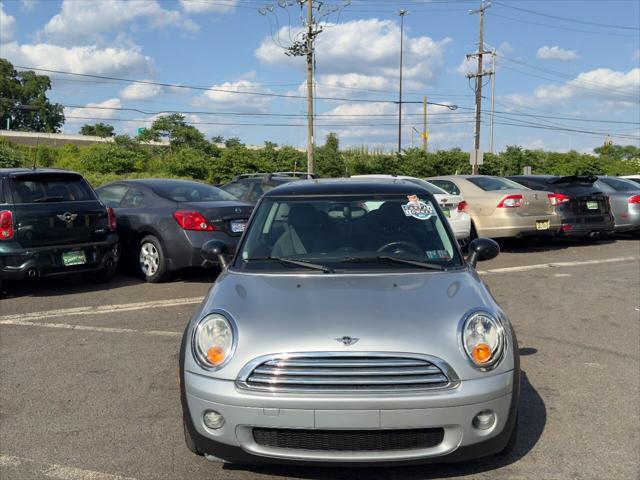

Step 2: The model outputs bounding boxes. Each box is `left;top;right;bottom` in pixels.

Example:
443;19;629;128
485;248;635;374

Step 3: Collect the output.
467;237;500;268
202;240;229;269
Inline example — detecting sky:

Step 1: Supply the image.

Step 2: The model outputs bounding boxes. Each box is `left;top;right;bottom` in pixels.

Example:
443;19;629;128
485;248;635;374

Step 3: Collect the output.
0;0;638;154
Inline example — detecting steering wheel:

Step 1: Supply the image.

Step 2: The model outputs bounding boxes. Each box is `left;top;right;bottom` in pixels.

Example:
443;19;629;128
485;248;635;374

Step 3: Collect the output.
376;241;423;255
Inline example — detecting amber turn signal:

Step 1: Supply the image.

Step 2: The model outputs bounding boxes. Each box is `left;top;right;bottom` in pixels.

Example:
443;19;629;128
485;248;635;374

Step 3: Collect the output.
472;343;492;364
207;346;226;365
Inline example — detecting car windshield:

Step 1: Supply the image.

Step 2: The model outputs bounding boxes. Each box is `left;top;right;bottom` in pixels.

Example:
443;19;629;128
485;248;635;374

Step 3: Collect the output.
10;175;96;203
151;182;237;202
235;195;461;272
468;177;528;191
598;177;639;192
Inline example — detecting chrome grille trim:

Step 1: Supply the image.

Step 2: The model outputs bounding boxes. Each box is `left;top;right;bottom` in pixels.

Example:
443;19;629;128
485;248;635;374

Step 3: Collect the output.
236;352;460;394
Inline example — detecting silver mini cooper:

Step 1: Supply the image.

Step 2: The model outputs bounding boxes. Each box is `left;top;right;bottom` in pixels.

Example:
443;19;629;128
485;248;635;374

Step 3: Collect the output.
180;178;519;466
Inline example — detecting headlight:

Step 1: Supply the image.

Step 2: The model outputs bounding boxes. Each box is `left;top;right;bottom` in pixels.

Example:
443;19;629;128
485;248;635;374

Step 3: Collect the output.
192;313;236;370
461;311;505;369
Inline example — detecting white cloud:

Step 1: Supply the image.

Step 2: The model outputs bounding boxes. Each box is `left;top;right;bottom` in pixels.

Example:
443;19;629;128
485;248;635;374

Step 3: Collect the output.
1;41;154;76
179;0;238;13
65;98;122;124
256;19;451;90
537;46;578;61
197;78;274;111
0;3;16;42
42;0;198;44
503;68;640;110
120;81;163;101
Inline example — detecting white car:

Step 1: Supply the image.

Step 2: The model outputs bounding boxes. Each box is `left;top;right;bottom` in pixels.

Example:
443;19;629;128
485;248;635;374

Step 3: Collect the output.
352;175;472;243
621;175;640;186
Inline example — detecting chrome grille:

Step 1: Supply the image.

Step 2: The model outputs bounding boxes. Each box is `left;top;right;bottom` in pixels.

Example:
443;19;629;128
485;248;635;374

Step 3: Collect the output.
236;353;456;393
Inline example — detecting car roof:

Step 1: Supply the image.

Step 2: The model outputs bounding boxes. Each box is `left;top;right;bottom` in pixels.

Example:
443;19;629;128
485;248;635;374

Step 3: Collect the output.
0;168;82;178
105;178;210;188
263;178;438;198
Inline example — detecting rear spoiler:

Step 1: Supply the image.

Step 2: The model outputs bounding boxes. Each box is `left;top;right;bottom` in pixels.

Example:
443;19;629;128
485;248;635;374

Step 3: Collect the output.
549;175;597;185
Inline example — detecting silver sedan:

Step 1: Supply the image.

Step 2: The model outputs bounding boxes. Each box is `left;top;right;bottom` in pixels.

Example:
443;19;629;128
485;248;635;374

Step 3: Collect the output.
595;176;640;233
180;178;520;466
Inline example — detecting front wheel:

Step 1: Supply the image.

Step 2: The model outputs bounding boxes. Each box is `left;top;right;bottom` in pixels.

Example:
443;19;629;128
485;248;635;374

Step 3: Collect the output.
138;235;170;283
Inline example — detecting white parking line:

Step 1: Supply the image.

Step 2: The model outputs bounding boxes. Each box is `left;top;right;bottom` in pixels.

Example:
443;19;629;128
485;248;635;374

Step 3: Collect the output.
0;319;182;337
477;255;638;275
0;455;138;480
0;296;204;322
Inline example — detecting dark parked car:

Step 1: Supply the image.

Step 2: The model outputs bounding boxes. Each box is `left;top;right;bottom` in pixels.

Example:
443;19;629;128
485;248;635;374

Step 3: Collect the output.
507;175;614;237
220;172;316;204
96;179;253;282
0;168;119;288
594;176;640;233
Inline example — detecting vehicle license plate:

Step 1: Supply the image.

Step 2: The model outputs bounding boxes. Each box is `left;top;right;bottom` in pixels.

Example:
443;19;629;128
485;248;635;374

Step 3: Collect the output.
62;251;86;266
535;220;550;230
230;220;247;233
586;201;598;210
443;208;451;218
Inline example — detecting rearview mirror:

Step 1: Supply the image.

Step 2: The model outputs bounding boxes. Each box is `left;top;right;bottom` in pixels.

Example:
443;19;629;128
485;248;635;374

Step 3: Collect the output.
467;238;499;268
202;240;229;269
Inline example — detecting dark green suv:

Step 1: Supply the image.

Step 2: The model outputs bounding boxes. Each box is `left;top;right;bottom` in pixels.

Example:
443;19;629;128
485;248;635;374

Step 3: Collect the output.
0;168;119;287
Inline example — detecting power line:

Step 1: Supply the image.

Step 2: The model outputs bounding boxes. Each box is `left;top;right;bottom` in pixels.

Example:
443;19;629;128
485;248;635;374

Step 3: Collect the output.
14;65;458;109
493;0;639;30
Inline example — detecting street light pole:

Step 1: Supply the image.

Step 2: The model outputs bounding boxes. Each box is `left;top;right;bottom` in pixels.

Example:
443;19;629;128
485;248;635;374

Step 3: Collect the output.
397;9;407;154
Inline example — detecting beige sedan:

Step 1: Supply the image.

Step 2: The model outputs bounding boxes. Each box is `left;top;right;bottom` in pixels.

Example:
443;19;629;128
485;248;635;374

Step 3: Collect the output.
428;175;561;239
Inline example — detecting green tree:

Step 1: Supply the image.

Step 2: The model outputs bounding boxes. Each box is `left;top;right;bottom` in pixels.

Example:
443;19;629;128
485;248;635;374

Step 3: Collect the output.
0;138;24;167
211;135;224;144
0;58;65;132
144;114;210;151
79;123;115;138
224;137;244;148
316;133;344;177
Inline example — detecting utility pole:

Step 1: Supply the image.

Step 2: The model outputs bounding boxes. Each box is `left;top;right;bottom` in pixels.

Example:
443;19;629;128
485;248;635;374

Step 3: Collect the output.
489;48;496;154
397;9;407;154
423;96;428;153
305;0;315;176
467;1;492;174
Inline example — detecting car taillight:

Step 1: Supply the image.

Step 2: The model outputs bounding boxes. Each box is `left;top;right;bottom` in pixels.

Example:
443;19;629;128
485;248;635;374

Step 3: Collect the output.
629;195;640;204
173;211;214;231
457;200;468;212
496;194;523;208
107;207;117;232
548;193;570;206
0;210;13;240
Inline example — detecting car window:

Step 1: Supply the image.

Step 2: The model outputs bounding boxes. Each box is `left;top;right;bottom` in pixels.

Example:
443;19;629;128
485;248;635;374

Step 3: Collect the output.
236;195;461;272
404;178;448;195
120;188;146;208
97;184;129;207
10;175;96;203
153;182;237;202
247;184;276;203
429;180;461;195
467;177;527;191
222;182;251;200
598;177;638;192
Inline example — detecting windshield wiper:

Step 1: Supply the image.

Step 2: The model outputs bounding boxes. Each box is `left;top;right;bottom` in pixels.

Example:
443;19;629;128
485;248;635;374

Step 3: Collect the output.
33;196;65;203
341;256;445;271
245;257;334;273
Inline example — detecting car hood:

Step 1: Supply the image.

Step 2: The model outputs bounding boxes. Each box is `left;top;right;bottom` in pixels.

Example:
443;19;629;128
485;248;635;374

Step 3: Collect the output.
186;269;515;381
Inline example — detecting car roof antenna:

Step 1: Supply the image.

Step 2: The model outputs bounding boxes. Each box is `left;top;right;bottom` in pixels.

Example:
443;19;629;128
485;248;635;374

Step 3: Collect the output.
32;136;39;170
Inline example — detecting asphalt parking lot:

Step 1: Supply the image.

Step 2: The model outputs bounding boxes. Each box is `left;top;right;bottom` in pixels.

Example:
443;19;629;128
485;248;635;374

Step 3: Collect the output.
1;235;639;480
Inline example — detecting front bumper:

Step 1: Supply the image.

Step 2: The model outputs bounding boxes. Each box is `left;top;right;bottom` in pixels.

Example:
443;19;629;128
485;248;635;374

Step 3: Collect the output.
182;369;518;465
0;235;119;280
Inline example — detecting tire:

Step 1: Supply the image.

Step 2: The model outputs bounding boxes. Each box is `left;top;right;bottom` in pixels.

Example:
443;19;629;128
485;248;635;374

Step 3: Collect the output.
184;421;203;456
83;261;117;284
496;417;518;457
138;235;170;283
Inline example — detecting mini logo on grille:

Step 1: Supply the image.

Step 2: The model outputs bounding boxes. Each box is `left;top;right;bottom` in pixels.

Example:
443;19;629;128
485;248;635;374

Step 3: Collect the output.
335;336;359;346
57;212;77;223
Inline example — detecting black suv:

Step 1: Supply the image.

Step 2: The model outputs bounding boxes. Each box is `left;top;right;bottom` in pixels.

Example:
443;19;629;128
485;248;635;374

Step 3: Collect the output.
0;168;119;286
507;175;615;237
220;172;317;204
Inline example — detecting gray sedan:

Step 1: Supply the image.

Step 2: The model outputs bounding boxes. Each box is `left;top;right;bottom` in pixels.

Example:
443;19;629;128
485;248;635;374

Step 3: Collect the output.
595;176;640;233
96;179;253;282
180;178;519;466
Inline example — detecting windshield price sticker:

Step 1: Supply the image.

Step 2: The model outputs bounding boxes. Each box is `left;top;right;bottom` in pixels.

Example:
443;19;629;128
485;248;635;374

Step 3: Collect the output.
402;195;435;220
